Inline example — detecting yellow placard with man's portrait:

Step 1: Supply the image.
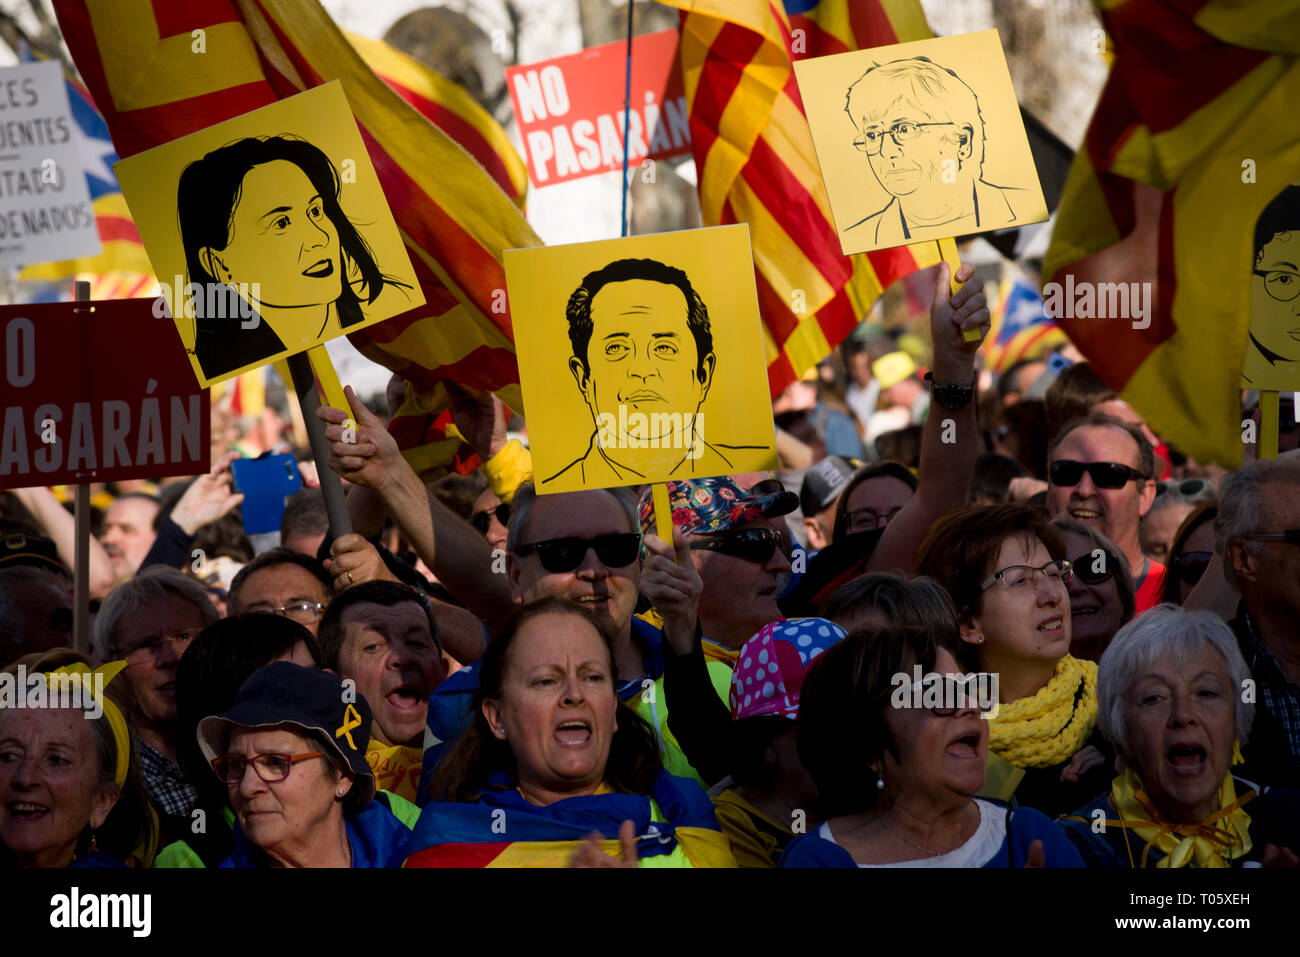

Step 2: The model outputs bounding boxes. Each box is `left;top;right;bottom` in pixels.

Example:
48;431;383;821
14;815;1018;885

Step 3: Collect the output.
794;29;1048;255
507;225;778;493
115;81;422;388
1242;180;1300;391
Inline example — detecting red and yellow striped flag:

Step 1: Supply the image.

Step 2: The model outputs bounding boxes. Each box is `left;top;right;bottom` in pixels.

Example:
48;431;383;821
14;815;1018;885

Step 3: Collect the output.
52;0;539;478
1043;0;1300;466
661;0;939;395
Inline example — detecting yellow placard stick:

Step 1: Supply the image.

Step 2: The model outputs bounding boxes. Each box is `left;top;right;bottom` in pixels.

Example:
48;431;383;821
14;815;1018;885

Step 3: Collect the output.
1259;390;1280;460
307;344;351;423
938;236;981;343
652;483;674;563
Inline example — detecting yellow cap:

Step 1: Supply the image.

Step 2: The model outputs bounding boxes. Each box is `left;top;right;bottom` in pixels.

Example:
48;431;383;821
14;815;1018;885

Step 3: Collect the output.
872;351;917;391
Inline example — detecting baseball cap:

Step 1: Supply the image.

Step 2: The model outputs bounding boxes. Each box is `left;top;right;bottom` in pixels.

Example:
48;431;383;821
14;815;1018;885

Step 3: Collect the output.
638;476;798;538
197;662;377;803
799;456;856;517
872;352;917;391
730;618;847;720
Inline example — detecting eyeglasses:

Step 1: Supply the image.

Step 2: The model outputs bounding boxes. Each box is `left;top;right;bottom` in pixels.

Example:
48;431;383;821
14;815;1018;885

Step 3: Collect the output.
1243;529;1300;545
1253;268;1300;302
1069;552;1114;586
210;751;324;785
111;628;203;663
1049;460;1147;490
516;533;641;573
1155;478;1210;498
246;600;326;625
1171;550;1212;585
853;121;954;155
891;673;988;717
846;506;903;532
470;503;510;535
689;527;782;563
981;560;1072;592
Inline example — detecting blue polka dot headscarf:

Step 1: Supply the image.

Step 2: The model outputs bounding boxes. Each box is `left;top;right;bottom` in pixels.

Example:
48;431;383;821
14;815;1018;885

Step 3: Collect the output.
729;617;847;721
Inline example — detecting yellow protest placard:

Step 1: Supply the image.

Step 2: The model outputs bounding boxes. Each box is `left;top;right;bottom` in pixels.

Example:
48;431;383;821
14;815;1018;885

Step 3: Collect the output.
1242;180;1300;391
115;81;422;388
794;29;1048;255
506;225;777;493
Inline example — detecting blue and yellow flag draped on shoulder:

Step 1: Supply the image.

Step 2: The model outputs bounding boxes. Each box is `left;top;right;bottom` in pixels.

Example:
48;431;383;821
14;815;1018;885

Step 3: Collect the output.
402;770;735;868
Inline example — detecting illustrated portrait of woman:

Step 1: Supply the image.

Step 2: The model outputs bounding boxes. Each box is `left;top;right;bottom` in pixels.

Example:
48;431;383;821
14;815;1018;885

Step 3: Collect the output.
176;134;410;381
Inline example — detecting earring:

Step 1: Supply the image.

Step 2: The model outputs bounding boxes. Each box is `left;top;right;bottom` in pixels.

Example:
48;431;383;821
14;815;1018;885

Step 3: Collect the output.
89;831;99;853
337;787;345;797
975;636;984;644
875;776;885;790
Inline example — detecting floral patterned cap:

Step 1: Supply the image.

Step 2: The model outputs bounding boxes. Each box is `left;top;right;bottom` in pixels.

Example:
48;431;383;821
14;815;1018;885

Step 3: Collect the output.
637;476;798;538
730;618;847;721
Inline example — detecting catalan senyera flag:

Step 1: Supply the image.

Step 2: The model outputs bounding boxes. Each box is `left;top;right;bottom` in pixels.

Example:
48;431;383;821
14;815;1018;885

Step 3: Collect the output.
52;0;540;478
661;0;940;396
1043;0;1300;467
402;771;736;868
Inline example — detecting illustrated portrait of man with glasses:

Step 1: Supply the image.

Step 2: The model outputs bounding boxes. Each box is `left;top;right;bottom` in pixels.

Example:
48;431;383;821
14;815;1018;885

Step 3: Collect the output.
1243;184;1300;388
842;56;1020;246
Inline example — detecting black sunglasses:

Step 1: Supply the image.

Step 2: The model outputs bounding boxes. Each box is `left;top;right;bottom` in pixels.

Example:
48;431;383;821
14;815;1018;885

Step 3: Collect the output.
516;533;641;573
470;503;510;535
1155;478;1210;498
1049;460;1147;490
747;479;786;497
1069;551;1115;586
689;527;782;563
1172;550;1212;585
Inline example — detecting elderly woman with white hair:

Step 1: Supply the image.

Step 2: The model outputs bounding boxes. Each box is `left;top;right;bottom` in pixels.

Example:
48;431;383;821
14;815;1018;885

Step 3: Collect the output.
1059;605;1300;867
93;566;219;839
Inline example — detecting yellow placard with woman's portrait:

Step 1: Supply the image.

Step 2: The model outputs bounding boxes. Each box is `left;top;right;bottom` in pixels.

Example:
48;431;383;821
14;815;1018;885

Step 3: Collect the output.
115;81;422;388
794;29;1048;255
506;225;777;494
1242;179;1300;390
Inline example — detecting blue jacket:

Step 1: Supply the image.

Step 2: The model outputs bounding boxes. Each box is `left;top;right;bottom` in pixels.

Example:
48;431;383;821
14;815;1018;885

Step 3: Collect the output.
219;799;410;868
780;801;1083;868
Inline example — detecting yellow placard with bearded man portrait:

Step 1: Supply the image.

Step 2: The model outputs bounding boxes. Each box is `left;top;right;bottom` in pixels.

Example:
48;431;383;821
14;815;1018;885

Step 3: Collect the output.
794;29;1047;255
507;225;777;493
1242;180;1300;390
115;81;422;388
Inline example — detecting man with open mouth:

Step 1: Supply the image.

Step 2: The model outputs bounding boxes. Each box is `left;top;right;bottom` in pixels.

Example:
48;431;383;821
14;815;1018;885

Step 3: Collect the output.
318;581;446;804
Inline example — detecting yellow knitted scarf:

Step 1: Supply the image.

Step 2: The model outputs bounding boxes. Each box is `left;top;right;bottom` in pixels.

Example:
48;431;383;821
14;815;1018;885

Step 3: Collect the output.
1104;767;1253;868
987;655;1097;768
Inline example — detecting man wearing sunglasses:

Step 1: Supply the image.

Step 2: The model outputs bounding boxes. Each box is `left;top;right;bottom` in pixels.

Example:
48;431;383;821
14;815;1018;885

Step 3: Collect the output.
506;481;658;696
468;488;509;553
1218;455;1300;785
1045;412;1164;612
843;56;1018;246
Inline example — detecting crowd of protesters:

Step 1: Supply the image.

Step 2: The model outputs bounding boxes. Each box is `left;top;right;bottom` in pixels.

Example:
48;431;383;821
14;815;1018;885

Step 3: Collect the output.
3;261;1300;869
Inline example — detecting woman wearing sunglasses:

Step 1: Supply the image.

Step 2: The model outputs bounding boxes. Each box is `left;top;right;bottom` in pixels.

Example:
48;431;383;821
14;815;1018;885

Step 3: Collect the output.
1050;517;1135;663
197;663;410;867
1160;502;1218;606
782;625;1082;867
917;504;1112;818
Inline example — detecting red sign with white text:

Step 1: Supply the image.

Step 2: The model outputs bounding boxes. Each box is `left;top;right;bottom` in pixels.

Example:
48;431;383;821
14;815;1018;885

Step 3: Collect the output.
505;28;691;187
0;298;210;488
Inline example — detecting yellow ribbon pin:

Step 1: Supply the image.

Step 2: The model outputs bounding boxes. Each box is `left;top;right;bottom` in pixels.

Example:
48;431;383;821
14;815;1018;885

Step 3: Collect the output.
336;704;362;750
